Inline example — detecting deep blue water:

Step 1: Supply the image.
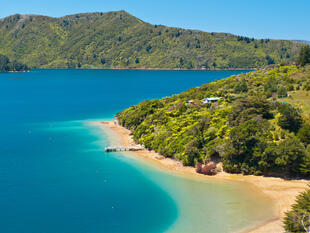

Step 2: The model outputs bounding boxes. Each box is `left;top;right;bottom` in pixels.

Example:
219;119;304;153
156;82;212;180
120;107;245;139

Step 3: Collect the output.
0;69;250;233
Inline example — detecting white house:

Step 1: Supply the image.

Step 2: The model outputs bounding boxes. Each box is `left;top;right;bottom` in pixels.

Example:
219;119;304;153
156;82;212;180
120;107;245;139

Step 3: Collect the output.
201;97;220;104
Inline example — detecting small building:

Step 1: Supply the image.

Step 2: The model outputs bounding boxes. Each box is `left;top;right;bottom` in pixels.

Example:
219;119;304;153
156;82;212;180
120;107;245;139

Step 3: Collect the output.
186;100;194;105
201;97;220;104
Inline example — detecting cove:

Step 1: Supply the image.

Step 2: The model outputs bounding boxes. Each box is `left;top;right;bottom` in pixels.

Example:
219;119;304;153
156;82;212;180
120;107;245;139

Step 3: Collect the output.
0;69;274;233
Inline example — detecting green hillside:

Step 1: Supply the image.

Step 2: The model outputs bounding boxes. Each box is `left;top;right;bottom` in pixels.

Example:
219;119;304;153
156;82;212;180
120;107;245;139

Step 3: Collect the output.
0;11;303;69
117;64;310;177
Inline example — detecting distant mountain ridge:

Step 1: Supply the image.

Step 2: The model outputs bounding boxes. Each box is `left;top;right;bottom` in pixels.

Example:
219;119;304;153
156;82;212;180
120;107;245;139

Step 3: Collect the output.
294;40;310;45
0;11;304;69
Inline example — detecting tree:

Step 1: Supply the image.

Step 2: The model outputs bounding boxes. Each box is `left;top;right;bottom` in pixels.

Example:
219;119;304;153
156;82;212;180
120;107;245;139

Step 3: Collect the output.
297;123;310;145
0;54;10;72
277;85;287;98
266;55;275;65
179;58;184;66
146;45;152;52
184;139;201;166
223;119;271;174
300;146;310;176
264;76;278;93
234;79;248;93
272;137;307;176
229;97;273;126
284;185;310;232
277;103;303;133
296;45;310;66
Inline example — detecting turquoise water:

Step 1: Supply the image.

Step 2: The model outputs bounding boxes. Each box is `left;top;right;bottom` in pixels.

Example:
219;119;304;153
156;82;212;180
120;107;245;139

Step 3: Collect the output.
0;69;273;233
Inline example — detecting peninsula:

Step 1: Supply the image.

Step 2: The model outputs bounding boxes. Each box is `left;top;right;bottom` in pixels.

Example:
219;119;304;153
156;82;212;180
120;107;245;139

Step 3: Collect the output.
112;55;310;231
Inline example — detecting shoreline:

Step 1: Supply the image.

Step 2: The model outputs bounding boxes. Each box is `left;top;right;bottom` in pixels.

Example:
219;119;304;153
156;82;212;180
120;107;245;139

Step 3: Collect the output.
33;67;255;71
94;120;309;233
3;70;30;73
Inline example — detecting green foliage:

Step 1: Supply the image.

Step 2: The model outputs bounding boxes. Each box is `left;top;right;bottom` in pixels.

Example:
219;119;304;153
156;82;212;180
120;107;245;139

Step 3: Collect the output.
277;85;287;98
266;137;307;176
228;97;273;127
117;65;310;177
266;55;275;65
297;123;310;145
264;76;278;93
0;54;10;72
277;103;303;133
284;185;310;232
296;45;310;66
0;54;28;72
233;79;248;93
223;118;271;174
0;11;303;69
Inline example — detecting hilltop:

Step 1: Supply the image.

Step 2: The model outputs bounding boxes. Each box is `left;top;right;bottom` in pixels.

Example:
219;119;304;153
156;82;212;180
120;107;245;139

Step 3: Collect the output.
0;11;303;69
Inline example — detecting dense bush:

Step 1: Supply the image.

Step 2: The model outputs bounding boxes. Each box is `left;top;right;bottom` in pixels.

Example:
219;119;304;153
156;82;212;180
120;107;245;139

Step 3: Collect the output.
277;103;303;133
297;123;310;145
233;80;248;93
0;54;29;72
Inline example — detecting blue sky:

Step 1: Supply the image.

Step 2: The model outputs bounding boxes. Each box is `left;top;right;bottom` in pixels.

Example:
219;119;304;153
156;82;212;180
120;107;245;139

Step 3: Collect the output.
1;0;309;40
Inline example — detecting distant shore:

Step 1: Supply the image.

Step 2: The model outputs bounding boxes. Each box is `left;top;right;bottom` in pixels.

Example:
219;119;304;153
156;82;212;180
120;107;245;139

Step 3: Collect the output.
35;67;255;71
1;70;30;73
7;70;30;73
93;120;308;233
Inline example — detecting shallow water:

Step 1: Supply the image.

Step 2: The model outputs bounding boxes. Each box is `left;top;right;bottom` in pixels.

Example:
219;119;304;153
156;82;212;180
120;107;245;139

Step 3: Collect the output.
0;69;273;233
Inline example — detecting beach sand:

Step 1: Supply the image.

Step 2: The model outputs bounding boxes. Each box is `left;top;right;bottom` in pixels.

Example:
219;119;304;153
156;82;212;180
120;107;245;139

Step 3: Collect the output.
93;120;309;233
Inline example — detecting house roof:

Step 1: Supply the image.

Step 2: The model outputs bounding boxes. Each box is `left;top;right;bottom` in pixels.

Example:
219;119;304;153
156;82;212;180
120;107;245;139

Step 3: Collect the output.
202;97;220;101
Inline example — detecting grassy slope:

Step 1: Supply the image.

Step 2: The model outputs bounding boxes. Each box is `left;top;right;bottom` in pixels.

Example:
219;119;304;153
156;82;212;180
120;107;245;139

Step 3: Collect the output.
0;11;303;69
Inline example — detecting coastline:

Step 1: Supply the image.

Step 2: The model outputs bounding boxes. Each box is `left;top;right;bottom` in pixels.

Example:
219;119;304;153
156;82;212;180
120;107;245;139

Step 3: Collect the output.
94;120;309;233
3;70;30;73
35;67;255;71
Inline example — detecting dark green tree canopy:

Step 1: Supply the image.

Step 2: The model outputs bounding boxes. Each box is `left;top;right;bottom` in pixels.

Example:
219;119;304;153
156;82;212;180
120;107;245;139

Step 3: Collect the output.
296;45;310;66
277;103;303;133
0;54;29;72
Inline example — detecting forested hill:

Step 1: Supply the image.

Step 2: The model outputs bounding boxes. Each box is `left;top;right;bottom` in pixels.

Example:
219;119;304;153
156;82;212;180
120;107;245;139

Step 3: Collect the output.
117;64;310;178
0;11;303;69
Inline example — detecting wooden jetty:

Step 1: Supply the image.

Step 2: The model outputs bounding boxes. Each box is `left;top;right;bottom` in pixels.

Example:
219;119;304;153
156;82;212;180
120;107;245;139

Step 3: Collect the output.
104;145;143;152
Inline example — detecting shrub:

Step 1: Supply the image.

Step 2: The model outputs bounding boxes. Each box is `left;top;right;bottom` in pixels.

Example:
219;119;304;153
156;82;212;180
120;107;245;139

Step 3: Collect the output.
284;185;310;232
233;80;248;93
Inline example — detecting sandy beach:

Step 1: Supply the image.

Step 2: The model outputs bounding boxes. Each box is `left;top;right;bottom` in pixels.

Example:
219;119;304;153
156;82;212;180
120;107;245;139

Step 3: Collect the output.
94;120;309;233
